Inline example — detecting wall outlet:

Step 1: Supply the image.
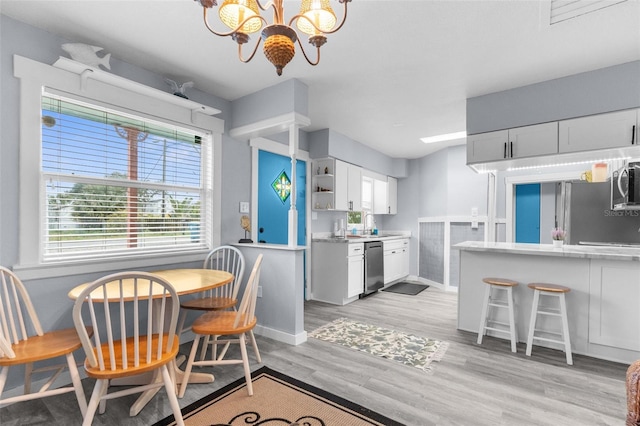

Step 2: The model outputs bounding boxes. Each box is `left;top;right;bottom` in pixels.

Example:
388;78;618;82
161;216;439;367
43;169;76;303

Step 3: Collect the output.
239;201;250;213
257;286;262;298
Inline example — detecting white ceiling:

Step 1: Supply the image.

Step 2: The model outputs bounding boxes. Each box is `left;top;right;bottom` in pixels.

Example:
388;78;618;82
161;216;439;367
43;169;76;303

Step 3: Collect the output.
2;0;639;159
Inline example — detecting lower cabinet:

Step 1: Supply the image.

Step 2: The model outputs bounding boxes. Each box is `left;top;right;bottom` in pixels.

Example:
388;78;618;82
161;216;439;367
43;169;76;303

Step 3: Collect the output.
311;241;363;305
383;239;410;284
588;259;640;351
347;244;364;298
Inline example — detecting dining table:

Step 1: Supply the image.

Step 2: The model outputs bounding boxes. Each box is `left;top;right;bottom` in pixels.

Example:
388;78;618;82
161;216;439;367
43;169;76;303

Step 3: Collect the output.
68;268;234;416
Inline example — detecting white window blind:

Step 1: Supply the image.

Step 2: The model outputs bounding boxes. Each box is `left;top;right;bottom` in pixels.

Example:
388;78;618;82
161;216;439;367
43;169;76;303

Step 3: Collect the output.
41;93;211;262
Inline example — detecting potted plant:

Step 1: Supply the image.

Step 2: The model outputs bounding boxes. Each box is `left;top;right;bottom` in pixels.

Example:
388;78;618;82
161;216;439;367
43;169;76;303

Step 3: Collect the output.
551;227;566;248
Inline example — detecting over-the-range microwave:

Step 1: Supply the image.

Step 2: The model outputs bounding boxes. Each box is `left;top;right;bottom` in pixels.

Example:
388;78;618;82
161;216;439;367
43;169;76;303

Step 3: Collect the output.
612;161;640;210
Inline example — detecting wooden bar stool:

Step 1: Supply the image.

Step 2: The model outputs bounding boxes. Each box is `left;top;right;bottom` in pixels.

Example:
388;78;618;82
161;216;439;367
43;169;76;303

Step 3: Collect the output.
525;283;572;365
477;277;519;353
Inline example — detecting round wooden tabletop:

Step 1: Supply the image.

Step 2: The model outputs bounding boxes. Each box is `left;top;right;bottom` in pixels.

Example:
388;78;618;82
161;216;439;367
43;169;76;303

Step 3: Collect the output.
68;269;234;301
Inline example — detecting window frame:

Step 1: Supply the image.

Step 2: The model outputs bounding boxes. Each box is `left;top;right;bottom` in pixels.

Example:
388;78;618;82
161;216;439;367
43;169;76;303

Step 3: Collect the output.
13;55;223;280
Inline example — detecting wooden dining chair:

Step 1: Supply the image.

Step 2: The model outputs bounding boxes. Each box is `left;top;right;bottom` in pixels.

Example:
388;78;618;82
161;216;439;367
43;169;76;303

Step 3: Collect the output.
0;266;88;415
71;271;184;426
177;246;259;363
179;254;263;398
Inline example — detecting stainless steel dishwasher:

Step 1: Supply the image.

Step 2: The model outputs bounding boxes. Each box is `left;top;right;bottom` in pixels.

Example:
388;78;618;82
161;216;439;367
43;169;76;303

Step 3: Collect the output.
363;241;384;296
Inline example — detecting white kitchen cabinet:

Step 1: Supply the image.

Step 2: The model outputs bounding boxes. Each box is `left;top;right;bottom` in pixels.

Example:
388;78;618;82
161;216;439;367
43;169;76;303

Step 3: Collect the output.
559;109;638;154
372;178;387;214
383;238;410;284
347;243;365;298
311;241;363;305
372;176;397;215
588;259;640;351
387;176;398;215
334;159;362;211
467;122;558;164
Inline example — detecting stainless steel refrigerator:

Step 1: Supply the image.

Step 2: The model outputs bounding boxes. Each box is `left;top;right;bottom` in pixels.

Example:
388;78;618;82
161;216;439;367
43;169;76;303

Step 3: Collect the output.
561;181;640;245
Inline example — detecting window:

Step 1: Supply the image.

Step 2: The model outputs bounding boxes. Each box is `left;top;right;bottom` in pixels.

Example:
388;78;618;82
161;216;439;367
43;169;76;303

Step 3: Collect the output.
14;55;223;278
41;93;211;262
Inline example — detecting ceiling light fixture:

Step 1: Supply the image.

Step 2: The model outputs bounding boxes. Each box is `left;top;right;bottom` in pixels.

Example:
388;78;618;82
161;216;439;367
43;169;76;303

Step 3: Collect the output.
195;0;351;76
420;131;467;144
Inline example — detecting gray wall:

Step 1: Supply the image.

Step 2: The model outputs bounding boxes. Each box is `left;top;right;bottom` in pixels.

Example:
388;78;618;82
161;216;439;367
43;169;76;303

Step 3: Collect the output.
467;60;640;134
0;15;254;390
230;79;308;129
308;129;409;178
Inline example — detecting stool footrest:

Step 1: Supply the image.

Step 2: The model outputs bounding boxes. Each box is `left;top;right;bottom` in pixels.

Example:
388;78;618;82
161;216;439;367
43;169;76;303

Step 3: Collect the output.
535;309;562;316
484;326;513;335
531;328;563;337
531;335;567;345
488;301;509;308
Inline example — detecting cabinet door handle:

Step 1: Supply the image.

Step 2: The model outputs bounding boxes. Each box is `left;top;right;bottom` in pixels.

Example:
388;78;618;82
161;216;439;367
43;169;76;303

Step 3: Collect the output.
510;141;513;158
633;125;636;145
388;206;391;214
503;142;507;159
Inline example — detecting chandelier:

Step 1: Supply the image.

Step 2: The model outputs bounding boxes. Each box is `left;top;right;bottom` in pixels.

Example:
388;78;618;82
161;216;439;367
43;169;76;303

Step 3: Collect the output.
195;0;351;76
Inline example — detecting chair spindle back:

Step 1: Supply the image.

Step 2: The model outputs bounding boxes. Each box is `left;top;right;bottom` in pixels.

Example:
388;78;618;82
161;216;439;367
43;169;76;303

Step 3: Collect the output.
202;246;245;300
72;272;179;371
0;267;42;351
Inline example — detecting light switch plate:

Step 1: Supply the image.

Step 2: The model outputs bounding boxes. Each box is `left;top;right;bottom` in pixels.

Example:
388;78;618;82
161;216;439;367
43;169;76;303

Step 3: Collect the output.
239;202;250;213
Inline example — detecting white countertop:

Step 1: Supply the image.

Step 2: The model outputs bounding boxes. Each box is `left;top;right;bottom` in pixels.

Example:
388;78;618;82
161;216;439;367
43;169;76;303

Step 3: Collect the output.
454;241;640;261
312;232;411;244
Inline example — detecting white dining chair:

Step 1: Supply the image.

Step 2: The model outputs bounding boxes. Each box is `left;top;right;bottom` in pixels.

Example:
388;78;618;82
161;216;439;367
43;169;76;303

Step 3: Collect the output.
0;266;88;416
179;254;263;398
72;271;184;426
177;246;260;363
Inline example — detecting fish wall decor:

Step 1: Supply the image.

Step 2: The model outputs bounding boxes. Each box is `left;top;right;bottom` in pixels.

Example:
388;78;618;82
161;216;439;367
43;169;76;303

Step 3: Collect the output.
61;43;111;70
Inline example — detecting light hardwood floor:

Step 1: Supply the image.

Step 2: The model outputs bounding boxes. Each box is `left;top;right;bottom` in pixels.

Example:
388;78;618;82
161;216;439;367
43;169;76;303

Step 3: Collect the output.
0;287;629;425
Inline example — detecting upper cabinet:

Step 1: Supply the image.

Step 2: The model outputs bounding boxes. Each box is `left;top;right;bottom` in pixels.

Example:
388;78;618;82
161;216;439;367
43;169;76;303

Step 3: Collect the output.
371;176;397;215
559;109;638;153
312;158;361;211
467;108;640;172
335;160;362;211
313;157;395;213
387;177;398;214
467;122;558;164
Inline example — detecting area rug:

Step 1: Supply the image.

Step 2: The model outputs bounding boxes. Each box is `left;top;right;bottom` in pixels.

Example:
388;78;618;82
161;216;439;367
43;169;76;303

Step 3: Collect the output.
309;318;448;373
153;366;403;426
382;281;429;295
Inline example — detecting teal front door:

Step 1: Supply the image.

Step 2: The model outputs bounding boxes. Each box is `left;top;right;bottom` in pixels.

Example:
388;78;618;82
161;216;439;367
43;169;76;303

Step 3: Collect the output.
257;150;306;245
515;183;540;243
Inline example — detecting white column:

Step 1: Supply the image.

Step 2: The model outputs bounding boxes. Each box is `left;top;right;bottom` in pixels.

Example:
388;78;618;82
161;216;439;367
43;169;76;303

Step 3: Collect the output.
288;124;299;247
487;172;496;242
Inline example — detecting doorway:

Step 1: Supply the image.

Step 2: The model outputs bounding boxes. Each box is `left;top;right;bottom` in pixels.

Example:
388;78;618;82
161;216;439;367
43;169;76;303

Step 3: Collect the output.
515;183;540;243
257;150;306;245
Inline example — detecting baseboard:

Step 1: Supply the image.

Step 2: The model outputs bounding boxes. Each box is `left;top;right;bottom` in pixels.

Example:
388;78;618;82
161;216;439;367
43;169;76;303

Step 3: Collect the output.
254;325;307;346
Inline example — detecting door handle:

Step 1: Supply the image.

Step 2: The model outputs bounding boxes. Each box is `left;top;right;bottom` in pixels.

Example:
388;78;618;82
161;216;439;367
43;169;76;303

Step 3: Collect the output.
633;125;636;145
510;141;513;158
503;142;507;159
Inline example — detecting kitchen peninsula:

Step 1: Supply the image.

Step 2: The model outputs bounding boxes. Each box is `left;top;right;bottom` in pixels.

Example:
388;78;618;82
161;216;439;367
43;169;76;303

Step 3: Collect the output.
456;241;640;364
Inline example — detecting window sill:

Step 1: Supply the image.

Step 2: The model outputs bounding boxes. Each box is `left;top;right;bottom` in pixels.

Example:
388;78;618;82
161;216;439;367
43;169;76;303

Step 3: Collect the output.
13;250;211;281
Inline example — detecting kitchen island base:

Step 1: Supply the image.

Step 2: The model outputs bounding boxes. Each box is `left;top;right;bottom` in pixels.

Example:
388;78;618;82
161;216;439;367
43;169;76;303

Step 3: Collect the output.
457;242;640;364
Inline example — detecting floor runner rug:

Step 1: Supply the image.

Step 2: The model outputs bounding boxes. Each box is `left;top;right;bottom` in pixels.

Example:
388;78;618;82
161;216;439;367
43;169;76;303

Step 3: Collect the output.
153;366;404;426
309;318;448;373
382;281;429;295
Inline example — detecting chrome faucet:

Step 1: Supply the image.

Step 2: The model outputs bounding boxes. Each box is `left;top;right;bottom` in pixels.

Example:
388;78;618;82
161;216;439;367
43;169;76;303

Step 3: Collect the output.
363;213;376;235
